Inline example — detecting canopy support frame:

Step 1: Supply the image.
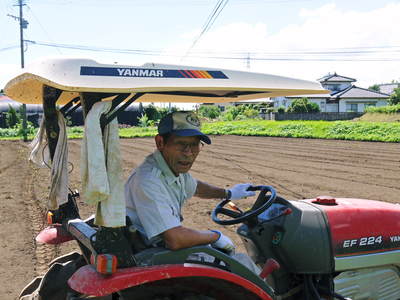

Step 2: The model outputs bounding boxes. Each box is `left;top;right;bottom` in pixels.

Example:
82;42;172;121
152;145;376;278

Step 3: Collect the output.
60;96;81;118
43;85;62;161
41;89;145;267
72;91;145;267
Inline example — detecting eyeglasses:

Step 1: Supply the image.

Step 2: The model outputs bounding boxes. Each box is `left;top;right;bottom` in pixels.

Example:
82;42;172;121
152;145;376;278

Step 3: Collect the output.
173;141;204;153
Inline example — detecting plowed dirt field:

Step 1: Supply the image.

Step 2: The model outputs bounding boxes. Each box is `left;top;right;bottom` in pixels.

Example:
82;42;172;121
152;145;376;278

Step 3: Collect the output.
1;136;399;299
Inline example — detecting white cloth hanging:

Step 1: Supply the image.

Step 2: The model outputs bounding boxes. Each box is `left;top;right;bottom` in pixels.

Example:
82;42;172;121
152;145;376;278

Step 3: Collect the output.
80;101;125;227
29;111;69;210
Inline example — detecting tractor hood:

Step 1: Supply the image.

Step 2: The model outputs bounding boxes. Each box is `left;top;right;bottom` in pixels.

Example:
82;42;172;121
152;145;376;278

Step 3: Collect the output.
4;57;328;105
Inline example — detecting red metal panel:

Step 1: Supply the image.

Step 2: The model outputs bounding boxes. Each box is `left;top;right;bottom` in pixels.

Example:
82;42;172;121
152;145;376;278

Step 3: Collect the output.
303;198;400;256
68;264;273;299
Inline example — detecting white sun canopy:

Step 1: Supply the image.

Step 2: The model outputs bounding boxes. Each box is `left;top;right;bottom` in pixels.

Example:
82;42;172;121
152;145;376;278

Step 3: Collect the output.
4;57;328;105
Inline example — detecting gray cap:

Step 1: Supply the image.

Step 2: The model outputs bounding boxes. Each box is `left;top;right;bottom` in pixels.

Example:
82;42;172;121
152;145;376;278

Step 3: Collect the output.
158;111;211;144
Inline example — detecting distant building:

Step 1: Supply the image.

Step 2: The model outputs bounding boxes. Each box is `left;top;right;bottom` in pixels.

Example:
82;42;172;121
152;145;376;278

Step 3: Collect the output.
378;83;399;95
273;73;390;113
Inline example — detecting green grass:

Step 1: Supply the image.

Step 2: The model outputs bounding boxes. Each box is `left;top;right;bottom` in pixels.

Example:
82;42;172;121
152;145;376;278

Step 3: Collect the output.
116;120;400;142
66;126;159;139
202;120;400;142
356;112;400;122
119;126;157;138
1;120;399;142
365;104;400;114
0;128;36;140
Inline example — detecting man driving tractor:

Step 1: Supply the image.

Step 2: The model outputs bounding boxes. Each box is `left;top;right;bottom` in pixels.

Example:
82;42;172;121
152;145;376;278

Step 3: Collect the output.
124;111;260;273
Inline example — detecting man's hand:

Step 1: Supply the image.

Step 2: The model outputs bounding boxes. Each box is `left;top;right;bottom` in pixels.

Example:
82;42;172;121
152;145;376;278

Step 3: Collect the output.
210;230;235;254
227;183;256;200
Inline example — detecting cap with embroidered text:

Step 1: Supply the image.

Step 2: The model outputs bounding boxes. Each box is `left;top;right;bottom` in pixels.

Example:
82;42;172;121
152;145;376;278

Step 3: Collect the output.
158;111;211;144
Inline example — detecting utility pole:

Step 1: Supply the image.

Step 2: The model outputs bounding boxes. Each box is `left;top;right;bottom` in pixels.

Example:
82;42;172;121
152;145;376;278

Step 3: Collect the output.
19;0;28;141
8;0;28;141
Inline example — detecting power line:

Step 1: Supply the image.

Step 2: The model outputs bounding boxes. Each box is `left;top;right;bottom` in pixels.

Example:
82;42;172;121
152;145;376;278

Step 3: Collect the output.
207;56;400;62
26;40;164;55
34;0;311;6
21;40;400;54
26;4;62;54
182;0;229;59
2;38;399;61
0;45;20;51
205;0;229;34
16;40;400;62
34;0;216;6
3;40;399;55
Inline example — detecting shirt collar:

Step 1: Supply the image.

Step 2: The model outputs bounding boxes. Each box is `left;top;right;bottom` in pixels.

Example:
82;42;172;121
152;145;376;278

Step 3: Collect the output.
153;150;181;185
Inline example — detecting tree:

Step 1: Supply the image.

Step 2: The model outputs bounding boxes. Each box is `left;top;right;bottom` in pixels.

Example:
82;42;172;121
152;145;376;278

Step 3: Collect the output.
221;106;240;121
143;104;160;121
198;105;221;119
287;98;320;113
221;104;260;121
368;84;380;92
276;106;285;114
5;105;20;128
158;106;178;120
242;106;259;118
389;87;400;105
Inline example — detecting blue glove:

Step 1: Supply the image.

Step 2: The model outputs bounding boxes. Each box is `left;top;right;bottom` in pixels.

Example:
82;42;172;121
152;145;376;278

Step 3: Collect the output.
227;183;256;200
210;230;235;254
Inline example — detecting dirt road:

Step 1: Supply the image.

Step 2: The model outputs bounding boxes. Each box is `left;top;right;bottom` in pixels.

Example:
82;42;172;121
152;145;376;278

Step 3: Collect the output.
1;136;399;299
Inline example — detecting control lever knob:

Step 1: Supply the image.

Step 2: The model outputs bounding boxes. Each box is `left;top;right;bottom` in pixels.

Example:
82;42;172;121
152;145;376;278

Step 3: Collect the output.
259;258;280;279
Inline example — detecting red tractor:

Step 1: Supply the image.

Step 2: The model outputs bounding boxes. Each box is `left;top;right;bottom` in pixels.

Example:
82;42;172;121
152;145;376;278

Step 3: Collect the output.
6;58;400;300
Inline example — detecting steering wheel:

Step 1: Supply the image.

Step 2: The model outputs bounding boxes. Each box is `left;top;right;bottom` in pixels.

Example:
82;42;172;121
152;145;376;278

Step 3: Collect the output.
212;185;277;225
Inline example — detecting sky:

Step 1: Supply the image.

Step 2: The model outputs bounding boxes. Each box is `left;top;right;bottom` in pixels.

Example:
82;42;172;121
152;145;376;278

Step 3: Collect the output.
1;0;400;97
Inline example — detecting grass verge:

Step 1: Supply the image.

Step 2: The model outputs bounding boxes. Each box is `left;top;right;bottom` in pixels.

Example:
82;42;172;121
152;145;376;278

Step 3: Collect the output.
1;120;399;142
202;120;400;142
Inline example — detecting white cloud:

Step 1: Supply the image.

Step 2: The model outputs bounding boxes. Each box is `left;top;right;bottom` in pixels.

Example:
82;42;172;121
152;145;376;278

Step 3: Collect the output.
2;2;399;91
193;22;270;52
288;2;399;49
162;2;400;87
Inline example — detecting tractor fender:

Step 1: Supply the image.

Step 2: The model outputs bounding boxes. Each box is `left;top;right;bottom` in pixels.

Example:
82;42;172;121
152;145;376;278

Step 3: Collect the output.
68;263;273;299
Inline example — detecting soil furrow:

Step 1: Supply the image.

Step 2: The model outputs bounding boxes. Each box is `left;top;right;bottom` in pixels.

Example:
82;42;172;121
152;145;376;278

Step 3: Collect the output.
1;136;399;299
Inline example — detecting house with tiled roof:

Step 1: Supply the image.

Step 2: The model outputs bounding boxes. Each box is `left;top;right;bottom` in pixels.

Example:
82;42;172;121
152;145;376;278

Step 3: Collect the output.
273;73;390;113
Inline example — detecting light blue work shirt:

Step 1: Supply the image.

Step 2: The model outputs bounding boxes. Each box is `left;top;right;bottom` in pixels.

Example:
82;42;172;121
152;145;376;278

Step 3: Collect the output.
125;150;197;244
